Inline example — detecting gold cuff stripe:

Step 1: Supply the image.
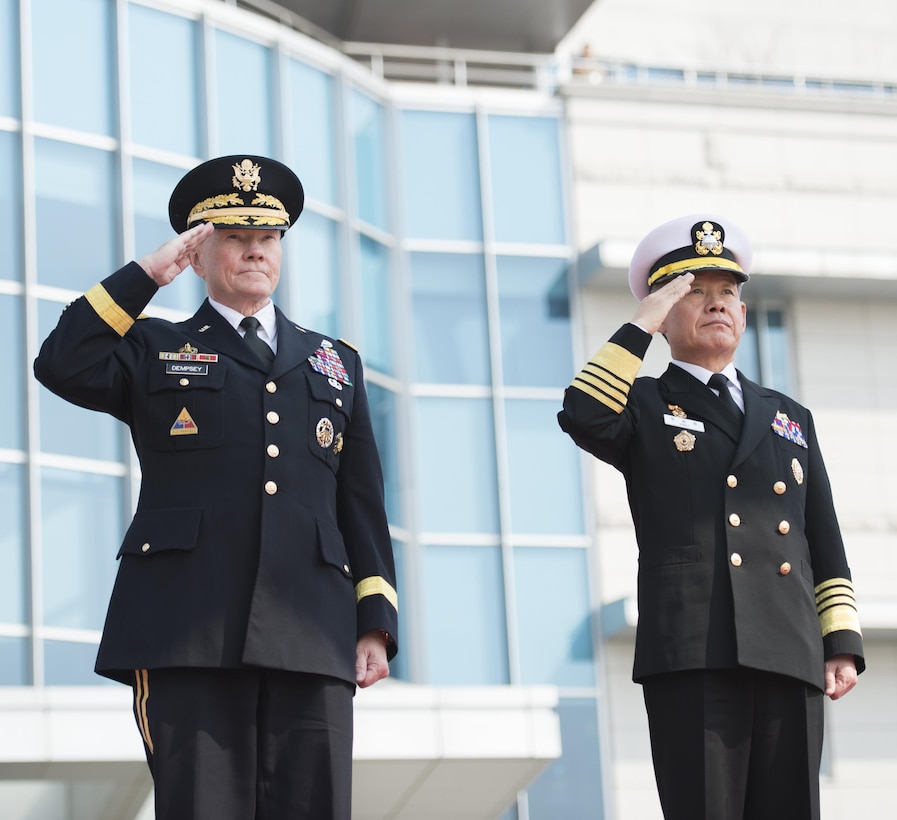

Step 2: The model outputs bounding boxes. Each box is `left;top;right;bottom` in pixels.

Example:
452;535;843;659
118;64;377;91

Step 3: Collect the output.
134;669;154;754
187;206;290;225
85;283;134;337
571;377;627;413
355;576;398;612
814;578;862;637
568;343;641;414
815;577;855;597
648;256;744;288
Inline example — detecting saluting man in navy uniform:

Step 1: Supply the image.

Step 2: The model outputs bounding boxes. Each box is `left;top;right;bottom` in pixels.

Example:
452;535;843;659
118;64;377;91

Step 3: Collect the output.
558;214;863;820
35;155;398;820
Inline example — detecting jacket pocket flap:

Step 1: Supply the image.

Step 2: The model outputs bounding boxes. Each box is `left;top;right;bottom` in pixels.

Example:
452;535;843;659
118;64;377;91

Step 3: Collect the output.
118;508;202;557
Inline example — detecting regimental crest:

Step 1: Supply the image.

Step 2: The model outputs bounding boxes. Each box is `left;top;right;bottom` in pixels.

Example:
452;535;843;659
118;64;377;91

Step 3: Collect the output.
771;411;808;448
693;221;724;257
232;159;262;192
170;407;198;436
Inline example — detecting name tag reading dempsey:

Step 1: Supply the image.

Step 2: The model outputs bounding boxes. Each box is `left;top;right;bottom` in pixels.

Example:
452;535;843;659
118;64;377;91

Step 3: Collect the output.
664;414;705;433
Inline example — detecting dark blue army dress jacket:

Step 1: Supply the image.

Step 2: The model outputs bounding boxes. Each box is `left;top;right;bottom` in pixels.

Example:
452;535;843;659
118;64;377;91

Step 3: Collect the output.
34;262;398;685
558;323;863;690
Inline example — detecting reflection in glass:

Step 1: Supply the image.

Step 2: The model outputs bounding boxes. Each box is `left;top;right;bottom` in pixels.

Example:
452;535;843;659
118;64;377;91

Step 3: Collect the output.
32;0;112;135
497;256;572;387
737;307;791;393
285;211;340;337
45;640;114;686
0;0;18;117
128;6;199;156
410;253;489;384
514;547;594;685
0;638;27;685
359;236;393;375
288;61;336;206
0;463;26;624
423;544;508;684
40;468;123;631
399;111;482;240
0;132;23;281
35;140;117;292
505;400;584;535
0;296;24;450
133;159;204;312
488;115;564;245
37;301;125;462
214;30;273;155
527;698;604;818
367;383;402;527
350;90;388;230
413;397;498;533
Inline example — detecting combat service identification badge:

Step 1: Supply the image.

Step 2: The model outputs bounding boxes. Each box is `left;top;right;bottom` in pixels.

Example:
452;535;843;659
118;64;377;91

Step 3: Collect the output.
316;417;335;448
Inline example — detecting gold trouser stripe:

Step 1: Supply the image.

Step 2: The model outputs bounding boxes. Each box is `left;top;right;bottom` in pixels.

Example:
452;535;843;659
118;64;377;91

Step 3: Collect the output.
86;283;134;337
134;669;154;754
568;342;641;414
355;576;398;612
815;578;862;637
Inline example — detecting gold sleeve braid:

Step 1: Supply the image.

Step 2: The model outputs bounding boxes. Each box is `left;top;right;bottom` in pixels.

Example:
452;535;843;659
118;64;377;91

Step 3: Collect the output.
355;576;398;612
85;283;135;337
569;342;642;414
815;577;862;637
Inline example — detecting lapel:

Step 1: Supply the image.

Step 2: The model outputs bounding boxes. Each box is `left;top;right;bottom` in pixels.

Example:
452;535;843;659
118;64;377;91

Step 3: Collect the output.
732;373;781;468
268;307;322;380
659;364;743;443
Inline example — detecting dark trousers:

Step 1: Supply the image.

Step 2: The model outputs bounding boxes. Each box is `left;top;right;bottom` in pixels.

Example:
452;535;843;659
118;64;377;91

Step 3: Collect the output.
131;667;354;820
642;668;823;820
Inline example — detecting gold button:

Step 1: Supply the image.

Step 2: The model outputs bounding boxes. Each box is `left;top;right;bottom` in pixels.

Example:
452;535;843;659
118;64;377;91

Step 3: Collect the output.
778;520;790;534
266;411;280;424
141;543;150;553
779;562;792;575
267;444;280;458
728;513;741;527
773;481;787;495
730;553;743;567
336;397;343;407
179;378;190;387
266;381;277;393
265;481;278;495
727;475;737;488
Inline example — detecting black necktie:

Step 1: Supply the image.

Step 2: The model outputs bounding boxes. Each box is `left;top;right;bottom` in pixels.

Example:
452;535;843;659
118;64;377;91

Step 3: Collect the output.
239;316;275;369
708;372;742;420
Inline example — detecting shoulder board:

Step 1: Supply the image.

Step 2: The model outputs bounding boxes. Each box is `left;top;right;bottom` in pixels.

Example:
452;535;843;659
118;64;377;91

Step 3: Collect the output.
338;337;358;352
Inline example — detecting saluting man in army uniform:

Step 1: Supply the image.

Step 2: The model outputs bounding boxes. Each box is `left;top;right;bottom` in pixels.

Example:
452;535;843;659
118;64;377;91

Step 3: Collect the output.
35;155;398;820
558;214;863;820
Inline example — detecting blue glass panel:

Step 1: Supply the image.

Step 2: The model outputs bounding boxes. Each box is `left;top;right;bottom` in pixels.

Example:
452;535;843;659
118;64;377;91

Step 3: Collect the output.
0;637;28;685
410;252;489;384
288;61;336;206
350;90;388;230
413;397;498;534
132;158;204;312
388;538;408;681
284;211;340;338
497;256;572;387
44;640;114;685
736;313;760;383
359;236;393;374
505;400;584;536
214;30;273;155
40;468;123;630
423;545;508;684
0;296;24;450
32;0;112;134
128;5;200;156
488;116;564;245
527;698;604;819
0;462;26;624
0;132;23;282
765;309;792;393
399;111;482;240
37;300;125;462
368;383;402;527
35;140;117;291
0;0;19;117
514;547;594;686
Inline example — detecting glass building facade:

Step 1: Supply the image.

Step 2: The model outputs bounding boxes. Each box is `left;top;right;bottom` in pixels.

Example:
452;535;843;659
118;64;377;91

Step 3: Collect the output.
1;0;604;816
